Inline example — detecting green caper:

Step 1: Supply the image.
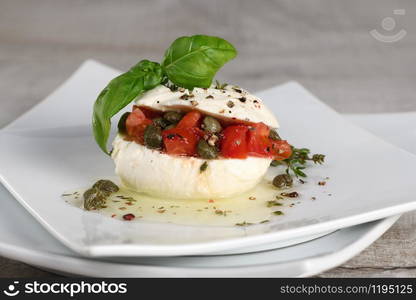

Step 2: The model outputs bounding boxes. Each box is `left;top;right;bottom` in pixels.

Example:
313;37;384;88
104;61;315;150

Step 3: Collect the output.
202;116;222;133
144;124;163;149
163;111;183;124
117;112;130;135
197;140;218;159
270;160;280;167
153;117;170;128
83;187;106;210
269;129;281;141
164;124;176;130
272;174;293;189
93;179;119;195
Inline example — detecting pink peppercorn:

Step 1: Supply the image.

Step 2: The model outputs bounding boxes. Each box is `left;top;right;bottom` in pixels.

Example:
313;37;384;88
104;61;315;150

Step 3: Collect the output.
123;213;135;221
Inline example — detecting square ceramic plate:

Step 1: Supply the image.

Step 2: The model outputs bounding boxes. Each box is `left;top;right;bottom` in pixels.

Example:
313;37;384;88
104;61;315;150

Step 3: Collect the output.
0;112;413;277
1;60;416;257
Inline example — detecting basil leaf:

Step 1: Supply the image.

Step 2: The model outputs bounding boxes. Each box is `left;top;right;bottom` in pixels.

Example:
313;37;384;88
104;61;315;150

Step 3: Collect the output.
161;35;237;89
92;60;163;154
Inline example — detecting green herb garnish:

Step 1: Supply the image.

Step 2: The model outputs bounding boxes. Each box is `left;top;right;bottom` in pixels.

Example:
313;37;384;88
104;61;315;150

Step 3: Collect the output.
266;200;283;207
285;147;325;177
215;209;226;216
200;161;208;173
215;80;228;90
235;221;253;226
271;147;325;178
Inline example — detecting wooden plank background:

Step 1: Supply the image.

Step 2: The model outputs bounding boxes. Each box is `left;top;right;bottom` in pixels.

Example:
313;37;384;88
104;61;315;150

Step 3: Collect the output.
0;0;415;277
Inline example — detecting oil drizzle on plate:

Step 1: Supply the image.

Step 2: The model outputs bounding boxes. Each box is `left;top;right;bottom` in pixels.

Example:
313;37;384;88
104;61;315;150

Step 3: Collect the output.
63;180;291;227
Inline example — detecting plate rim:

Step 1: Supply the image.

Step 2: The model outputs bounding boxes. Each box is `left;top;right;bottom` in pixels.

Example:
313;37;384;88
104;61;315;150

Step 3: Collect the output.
0;215;400;277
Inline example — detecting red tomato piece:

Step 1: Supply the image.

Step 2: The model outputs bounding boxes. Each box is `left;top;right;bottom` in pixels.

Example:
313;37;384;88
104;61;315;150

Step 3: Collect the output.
133;105;162;119
126;107;152;143
162;127;201;156
190;127;205;138
271;140;292;160
247;123;273;157
176;110;202;129
220;125;249;158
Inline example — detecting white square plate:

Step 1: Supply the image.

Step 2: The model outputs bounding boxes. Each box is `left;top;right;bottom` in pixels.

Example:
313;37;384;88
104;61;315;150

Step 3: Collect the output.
1;60;416;257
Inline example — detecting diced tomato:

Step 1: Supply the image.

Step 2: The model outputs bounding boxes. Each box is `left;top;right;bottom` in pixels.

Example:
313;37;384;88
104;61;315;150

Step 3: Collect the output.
220;125;249;158
270;140;292;160
162;127;201;156
176;110;202;129
126;106;292;160
220;118;255;128
126;107;152;143
134;105;162;119
247;122;273;157
190;127;205;138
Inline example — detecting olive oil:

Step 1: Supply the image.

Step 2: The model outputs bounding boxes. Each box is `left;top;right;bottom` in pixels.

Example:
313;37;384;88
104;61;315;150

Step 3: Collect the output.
64;180;290;227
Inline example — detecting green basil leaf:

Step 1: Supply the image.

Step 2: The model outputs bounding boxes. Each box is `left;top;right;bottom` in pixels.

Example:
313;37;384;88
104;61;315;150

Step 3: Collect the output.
161;35;237;89
92;60;163;154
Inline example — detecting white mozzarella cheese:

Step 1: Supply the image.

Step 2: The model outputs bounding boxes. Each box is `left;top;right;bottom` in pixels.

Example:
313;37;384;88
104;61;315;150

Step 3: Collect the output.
136;84;279;128
112;135;271;199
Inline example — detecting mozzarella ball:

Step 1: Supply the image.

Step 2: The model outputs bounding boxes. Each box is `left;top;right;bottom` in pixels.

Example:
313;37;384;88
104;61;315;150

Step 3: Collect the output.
112;84;279;199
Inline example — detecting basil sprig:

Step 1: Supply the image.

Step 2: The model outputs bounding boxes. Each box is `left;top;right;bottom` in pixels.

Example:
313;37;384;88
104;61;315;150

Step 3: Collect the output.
92;35;237;154
161;35;237;89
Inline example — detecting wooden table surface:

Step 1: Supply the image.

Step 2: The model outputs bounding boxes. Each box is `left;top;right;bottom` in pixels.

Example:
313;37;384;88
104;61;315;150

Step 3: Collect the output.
0;0;415;277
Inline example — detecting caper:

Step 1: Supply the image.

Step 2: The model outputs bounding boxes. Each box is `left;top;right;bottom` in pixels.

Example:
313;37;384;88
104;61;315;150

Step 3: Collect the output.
153;117;170;128
272;174;293;189
93;179;119;195
197;140;218;159
269;129;281;141
270;160;280;167
202;116;222;133
164;124;176;130
84;180;119;210
163;111;183;124
144;125;163;149
117;112;130;135
83;187;106;210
